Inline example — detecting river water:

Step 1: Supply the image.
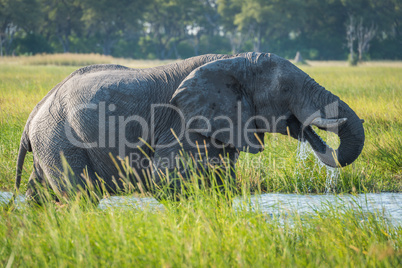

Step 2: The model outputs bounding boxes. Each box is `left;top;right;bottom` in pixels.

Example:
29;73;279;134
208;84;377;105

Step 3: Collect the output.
1;191;401;224
2;143;400;223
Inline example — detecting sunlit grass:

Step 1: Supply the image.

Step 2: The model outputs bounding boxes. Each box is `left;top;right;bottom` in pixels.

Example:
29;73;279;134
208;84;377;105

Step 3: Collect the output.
0;53;175;68
0;53;114;66
0;189;401;267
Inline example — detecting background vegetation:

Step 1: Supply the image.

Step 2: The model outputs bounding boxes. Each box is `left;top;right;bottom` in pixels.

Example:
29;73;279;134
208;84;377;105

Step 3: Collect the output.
1;0;401;60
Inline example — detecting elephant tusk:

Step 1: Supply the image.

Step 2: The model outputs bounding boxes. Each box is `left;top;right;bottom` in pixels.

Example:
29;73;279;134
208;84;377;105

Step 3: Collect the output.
310;117;347;129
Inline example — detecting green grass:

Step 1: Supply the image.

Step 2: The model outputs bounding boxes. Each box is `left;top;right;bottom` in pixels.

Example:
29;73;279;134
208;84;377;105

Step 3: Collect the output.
1;191;401;267
0;55;402;266
0;53;115;66
0;53;175;68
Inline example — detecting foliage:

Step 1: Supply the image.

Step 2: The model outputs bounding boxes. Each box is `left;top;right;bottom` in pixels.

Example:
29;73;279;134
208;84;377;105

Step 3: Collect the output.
38;0;83;53
0;0;401;60
0;185;401;266
81;0;148;55
0;0;42;55
144;0;203;59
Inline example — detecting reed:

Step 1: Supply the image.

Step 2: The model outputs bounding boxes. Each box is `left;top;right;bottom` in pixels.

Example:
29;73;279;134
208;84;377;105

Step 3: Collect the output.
0;185;401;267
0;53;175;68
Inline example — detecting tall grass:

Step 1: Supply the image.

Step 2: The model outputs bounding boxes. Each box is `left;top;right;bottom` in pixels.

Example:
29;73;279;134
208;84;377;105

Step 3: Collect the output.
0;157;401;266
0;53;175;68
1;187;401;267
0;53;114;66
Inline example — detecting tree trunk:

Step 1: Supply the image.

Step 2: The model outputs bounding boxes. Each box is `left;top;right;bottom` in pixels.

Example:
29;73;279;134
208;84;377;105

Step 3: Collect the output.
253;26;261;52
356;19;377;61
58;35;69;53
346;15;357;63
103;41;112;55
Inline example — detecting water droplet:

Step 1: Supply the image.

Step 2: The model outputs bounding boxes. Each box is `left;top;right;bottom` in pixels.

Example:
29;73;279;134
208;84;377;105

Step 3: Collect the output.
295;139;339;193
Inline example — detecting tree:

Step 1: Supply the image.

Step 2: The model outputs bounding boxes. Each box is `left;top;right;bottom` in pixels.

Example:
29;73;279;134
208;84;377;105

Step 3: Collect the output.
218;0;302;53
0;0;401;60
346;14;356;64
217;0;244;54
232;0;286;52
81;0;148;55
355;18;377;61
345;14;377;63
144;0;205;59
186;0;221;56
296;0;347;60
0;0;41;56
360;0;402;59
39;0;83;53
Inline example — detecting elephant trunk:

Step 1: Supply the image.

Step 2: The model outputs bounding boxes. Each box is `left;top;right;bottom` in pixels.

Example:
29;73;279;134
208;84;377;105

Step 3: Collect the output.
297;81;365;167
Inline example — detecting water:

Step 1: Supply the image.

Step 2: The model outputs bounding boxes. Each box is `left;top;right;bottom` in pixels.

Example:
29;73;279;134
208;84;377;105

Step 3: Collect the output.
1;191;401;224
244;193;402;224
295;141;340;193
2;141;399;223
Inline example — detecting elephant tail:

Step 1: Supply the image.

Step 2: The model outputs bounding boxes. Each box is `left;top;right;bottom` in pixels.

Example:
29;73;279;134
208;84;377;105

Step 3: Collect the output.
15;132;31;192
4;131;31;209
15;145;28;192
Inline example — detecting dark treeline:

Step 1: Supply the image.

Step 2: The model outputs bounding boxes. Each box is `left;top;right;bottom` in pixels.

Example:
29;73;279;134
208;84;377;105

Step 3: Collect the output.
1;0;401;60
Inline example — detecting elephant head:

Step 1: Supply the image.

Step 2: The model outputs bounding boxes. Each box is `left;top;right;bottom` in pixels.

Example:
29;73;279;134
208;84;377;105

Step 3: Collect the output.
171;53;365;167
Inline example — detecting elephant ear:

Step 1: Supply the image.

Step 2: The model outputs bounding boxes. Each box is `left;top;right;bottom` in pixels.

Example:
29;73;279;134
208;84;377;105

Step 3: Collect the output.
170;57;264;154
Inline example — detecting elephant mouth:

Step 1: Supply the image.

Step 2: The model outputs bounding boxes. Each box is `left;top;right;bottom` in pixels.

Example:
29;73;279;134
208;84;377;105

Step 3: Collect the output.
287;113;365;168
302;115;348;153
302;123;339;159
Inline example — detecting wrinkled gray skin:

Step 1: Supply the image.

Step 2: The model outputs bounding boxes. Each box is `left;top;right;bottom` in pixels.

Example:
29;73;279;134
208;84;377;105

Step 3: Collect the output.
15;53;365;202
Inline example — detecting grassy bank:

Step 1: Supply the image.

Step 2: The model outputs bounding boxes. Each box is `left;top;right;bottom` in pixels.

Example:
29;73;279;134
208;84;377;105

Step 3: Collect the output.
0;54;401;193
0;53;175;68
1;193;402;266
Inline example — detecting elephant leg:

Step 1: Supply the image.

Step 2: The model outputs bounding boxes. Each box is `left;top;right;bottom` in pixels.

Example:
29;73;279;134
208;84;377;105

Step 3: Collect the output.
206;149;238;198
37;148;102;204
25;168;56;205
152;135;239;200
26;171;41;204
150;149;179;200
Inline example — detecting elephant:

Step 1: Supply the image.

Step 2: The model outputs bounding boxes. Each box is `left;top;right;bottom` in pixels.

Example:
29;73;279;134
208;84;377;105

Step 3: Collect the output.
14;52;365;203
